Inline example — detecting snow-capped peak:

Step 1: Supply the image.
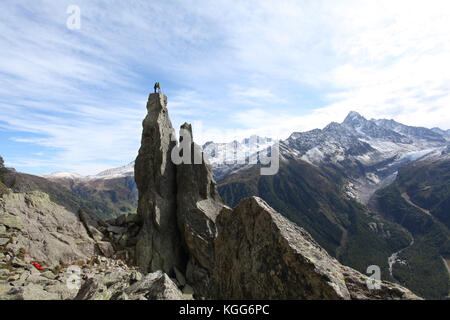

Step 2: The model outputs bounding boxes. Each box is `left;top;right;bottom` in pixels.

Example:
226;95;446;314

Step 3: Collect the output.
41;172;84;180
202;135;274;166
41;162;135;181
92;161;135;179
344;111;365;123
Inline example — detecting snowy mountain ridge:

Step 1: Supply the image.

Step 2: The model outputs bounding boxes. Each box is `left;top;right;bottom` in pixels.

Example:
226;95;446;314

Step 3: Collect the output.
41;111;449;190
42;161;135;181
277;111;449;204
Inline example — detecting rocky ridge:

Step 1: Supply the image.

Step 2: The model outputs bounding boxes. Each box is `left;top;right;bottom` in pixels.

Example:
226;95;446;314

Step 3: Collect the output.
130;93;419;300
0;190;190;300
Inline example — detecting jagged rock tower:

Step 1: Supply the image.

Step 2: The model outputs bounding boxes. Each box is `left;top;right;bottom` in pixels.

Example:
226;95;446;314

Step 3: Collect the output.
134;93;186;275
134;93;223;290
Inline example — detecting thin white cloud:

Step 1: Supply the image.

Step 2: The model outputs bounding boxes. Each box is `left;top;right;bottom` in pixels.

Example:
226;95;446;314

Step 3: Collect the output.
0;0;449;174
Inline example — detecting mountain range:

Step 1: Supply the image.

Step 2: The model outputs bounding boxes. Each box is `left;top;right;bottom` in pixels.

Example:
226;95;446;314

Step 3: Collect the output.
217;111;450;299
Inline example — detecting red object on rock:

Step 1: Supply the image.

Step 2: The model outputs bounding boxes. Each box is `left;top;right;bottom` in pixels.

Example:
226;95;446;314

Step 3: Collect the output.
31;262;43;270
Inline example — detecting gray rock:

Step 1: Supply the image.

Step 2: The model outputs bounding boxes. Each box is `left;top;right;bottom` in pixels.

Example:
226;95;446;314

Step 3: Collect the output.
74;269;182;300
0;283;12;296
107;226;126;234
212;197;418;300
134;93;185;274
175;123;224;297
0;192;97;268
0;283;60;300
78;207;117;259
340;266;418;300
0;238;9;246
74;278;113;300
124;271;183;300
7;274;20;282
131;271;143;282
27;273;57;286
19;270;30;282
118;234;128;248
0;213;23;230
182;284;195;300
182;284;194;295
115;292;129;300
45;283;78;300
11;257;27;268
40;271;57;280
97;241;115;258
115;214;127;226
174;266;186;287
126;213;139;224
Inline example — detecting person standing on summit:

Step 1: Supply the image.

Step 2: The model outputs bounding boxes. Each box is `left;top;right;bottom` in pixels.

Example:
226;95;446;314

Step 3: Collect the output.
154;82;161;93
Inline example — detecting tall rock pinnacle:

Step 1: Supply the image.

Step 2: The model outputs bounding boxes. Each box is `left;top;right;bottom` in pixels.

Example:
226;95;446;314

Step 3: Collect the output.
134;93;186;275
134;93;225;292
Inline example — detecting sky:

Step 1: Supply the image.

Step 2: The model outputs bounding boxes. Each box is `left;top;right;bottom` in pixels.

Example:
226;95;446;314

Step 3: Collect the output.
1;0;450;175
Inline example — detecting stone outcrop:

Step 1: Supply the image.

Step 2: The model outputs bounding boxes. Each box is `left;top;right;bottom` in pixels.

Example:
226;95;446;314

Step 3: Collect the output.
213;197;417;300
0;190;141;300
134;93;224;295
0;91;419;300
78;208;115;259
133;92;419;300
176;123;224;297
75;268;183;300
0;190;187;301
134;93;185;275
0;191;99;268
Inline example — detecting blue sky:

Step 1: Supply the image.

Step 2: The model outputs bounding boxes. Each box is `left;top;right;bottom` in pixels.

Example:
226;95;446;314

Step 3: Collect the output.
1;0;450;175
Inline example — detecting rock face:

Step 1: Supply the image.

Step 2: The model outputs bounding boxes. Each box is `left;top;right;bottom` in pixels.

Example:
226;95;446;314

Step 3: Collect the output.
0;190;145;300
0;186;187;301
0;191;98;268
134;93;224;295
214;197;348;299
134;93;185;275
133;92;419;300
75;268;182;300
176;123;224;297
213;197;417;300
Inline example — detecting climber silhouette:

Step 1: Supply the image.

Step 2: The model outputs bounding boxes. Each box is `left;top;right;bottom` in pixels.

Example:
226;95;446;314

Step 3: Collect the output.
154;82;161;93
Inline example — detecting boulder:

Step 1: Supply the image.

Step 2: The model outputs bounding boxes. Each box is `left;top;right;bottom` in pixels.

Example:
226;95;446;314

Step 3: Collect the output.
213;197;349;299
212;197;418;300
74;278;113;300
74;269;183;300
0;284;59;300
124;271;183;300
0;192;98;268
0;213;23;230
